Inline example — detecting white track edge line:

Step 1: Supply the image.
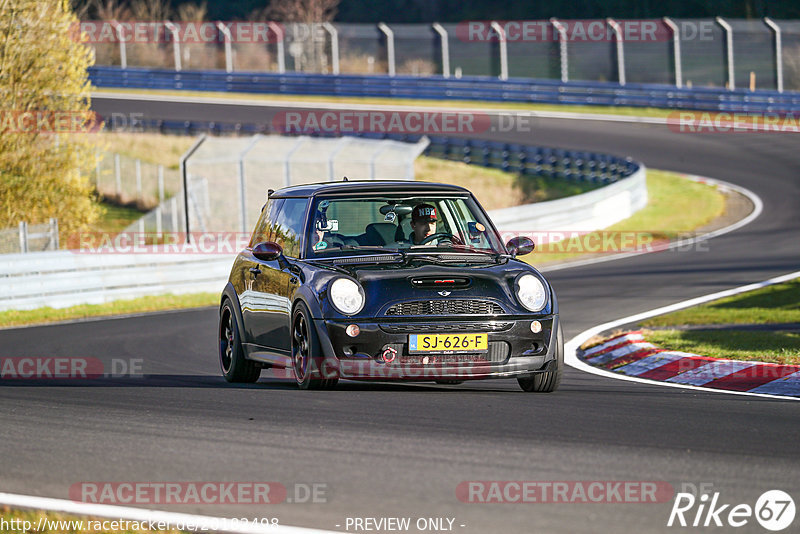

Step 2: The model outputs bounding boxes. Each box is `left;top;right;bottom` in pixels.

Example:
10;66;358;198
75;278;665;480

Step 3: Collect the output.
92;91;668;125
0;492;338;534
540;172;763;272
564;269;800;401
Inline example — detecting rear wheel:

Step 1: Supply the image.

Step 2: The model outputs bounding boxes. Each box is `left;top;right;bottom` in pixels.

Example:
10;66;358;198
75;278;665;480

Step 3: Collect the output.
518;323;563;393
292;303;338;390
219;300;260;383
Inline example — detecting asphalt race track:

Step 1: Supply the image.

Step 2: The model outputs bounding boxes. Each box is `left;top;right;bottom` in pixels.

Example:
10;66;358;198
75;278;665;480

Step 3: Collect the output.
0;95;798;533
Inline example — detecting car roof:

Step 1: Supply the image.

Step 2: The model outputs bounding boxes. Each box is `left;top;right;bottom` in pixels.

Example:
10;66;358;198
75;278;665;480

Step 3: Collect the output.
270;180;470;198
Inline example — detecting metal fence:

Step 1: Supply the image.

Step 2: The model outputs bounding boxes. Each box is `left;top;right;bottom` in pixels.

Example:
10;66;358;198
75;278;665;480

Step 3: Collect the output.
0;219;59;254
93;151;182;209
121;134;430;237
87;18;800;91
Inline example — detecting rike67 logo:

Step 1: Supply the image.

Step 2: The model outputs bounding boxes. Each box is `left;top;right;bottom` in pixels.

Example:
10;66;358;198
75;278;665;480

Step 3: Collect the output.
668;489;795;531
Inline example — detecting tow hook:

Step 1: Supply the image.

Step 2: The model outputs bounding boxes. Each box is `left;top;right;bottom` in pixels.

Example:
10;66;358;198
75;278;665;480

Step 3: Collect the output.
380;347;398;363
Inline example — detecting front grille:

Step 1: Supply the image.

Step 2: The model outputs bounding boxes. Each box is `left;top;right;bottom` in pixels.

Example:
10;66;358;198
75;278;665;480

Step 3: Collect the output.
380;322;513;333
385;299;505;316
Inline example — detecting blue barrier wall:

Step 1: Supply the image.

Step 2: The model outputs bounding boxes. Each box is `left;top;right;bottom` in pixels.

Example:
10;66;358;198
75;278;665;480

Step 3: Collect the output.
89;66;800;113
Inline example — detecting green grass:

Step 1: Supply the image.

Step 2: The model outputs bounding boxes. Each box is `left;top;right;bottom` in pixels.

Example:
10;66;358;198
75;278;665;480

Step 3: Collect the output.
91;201;144;234
415;156;597;210
0;293;218;329
0;506;185;533
96;87;677;119
87;131;196;169
527;169;726;264
643;329;800;365
643;279;800;327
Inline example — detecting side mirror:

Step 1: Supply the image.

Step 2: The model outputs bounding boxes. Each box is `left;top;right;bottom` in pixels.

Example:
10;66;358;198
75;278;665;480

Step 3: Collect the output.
252;241;282;261
505;236;535;257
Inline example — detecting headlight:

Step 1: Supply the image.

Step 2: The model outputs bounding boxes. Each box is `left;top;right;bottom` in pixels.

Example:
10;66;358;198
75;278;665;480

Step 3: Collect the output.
515;274;547;312
329;277;365;315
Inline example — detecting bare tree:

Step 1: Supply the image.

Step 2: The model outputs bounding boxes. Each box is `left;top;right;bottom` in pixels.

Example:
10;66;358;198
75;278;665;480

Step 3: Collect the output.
256;0;340;73
265;0;339;23
91;0;130;20
130;0;171;20
176;2;208;22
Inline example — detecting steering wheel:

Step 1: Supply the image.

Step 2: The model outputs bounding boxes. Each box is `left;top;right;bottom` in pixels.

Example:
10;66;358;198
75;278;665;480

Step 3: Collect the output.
419;232;463;246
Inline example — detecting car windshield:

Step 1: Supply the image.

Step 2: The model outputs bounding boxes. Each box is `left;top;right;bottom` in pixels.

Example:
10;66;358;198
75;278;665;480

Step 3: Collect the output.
307;195;504;256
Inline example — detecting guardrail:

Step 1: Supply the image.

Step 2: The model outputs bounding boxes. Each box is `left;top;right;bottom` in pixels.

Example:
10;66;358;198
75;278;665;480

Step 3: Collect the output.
0;250;233;311
0;142;645;312
89;66;800;113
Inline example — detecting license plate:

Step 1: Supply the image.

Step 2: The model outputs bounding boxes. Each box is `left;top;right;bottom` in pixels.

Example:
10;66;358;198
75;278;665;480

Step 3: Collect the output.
408;333;488;353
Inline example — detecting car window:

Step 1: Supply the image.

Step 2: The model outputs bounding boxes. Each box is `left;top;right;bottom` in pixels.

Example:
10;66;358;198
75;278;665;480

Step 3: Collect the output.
249;198;284;248
307;195;503;255
272;198;309;258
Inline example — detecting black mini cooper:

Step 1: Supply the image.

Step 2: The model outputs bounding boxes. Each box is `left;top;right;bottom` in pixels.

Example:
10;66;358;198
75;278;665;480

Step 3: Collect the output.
219;180;562;391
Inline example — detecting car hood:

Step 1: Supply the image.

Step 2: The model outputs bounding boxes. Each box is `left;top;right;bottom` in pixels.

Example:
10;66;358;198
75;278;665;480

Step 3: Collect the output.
315;258;551;318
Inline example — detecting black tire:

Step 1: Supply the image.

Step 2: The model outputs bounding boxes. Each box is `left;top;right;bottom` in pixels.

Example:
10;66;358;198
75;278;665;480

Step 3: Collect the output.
518;323;563;393
219;299;261;383
291;302;338;390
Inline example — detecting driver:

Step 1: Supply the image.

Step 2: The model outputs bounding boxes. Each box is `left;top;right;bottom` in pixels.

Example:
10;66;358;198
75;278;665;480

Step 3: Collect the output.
410;203;440;245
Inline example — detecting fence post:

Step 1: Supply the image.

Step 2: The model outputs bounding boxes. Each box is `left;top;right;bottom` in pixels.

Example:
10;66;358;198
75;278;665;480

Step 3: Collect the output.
490;22;508;81
114;154;121;196
284;136;307;187
432;23;450;78
322;23;340;75
111;20;127;69
158;165;165;203
550;19;568;83
378;23;396;76
268;22;286;74
716;17;735;90
764;17;783;93
328;137;353;181
170;197;179;234
180;135;208;243
164;21;182;71
216;21;233;73
135;159;142;200
607;18;626;86
18;221;28;253
49;218;59;250
95;149;102;188
237;135;263;233
663;17;683;88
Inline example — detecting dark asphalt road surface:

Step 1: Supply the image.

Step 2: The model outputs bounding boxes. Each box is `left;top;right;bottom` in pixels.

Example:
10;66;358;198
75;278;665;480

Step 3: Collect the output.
0;95;798;533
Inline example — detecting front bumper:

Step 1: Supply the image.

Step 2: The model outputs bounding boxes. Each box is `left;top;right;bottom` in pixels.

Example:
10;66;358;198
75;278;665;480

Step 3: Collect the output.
313;315;558;380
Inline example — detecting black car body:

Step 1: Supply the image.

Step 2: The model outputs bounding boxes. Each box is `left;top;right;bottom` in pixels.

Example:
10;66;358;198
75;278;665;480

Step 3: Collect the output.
219;181;563;391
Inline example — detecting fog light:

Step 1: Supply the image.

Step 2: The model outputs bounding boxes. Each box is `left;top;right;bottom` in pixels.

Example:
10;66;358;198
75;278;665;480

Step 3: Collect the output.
530;321;542;333
346;324;360;337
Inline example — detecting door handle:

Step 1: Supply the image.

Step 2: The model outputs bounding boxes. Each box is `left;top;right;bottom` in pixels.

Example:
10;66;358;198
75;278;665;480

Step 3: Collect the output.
249;267;261;275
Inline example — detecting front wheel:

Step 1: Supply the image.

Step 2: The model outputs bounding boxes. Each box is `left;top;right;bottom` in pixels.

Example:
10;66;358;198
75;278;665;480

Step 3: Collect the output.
518;323;563;393
219;299;261;383
291;303;338;390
